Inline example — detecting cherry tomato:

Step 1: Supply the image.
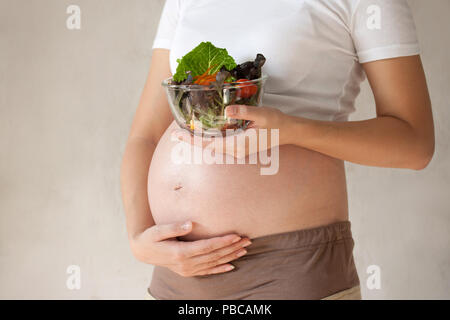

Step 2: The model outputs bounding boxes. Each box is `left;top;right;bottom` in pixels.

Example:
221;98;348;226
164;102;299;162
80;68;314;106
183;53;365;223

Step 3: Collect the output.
236;79;258;98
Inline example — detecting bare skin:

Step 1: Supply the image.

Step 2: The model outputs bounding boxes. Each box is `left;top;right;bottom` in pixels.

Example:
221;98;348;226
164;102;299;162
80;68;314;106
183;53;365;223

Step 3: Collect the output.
149;122;349;240
121;49;434;276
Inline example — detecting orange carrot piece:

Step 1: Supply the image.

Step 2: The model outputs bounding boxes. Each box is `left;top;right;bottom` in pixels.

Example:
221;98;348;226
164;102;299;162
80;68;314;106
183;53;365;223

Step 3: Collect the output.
193;65;219;84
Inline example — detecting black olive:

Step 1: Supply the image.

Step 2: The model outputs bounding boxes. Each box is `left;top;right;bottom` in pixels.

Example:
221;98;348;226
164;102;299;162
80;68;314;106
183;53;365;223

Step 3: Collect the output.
254;54;266;68
228;54;266;80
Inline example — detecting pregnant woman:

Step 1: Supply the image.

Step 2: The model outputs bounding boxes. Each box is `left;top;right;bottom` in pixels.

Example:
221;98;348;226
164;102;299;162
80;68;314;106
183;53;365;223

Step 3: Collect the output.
120;0;434;300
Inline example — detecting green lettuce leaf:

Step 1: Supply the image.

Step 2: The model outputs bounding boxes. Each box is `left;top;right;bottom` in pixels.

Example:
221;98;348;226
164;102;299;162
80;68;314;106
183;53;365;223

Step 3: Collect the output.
173;42;237;82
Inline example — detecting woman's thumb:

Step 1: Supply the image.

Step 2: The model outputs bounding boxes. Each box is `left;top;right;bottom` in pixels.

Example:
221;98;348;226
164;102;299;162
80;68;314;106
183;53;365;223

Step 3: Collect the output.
151;221;192;242
225;105;259;121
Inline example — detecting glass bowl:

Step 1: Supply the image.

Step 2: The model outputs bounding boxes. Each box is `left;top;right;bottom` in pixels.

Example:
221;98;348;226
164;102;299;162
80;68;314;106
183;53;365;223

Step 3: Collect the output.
162;74;268;137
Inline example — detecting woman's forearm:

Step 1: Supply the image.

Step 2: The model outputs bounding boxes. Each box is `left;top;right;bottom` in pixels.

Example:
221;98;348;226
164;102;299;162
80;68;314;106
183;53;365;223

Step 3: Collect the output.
221;57;434;169
285;115;434;170
120;137;157;240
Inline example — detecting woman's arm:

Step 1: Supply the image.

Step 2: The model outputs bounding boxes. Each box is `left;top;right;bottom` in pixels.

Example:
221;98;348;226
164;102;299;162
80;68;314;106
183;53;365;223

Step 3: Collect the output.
285;55;435;170
120;49;173;239
213;55;434;170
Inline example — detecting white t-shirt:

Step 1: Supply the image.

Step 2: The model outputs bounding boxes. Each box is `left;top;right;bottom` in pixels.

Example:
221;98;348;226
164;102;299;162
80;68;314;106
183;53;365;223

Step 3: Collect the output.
152;0;420;121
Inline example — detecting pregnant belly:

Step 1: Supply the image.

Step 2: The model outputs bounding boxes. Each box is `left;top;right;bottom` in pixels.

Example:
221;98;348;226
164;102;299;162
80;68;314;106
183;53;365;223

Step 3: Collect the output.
148;122;349;241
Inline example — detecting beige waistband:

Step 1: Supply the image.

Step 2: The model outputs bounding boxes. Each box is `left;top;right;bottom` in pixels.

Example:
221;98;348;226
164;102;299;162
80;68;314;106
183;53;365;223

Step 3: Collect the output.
322;285;362;300
145;285;362;300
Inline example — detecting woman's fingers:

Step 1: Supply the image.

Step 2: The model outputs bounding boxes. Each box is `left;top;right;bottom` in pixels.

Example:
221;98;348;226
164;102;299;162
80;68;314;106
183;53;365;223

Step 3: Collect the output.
167;235;250;278
225;105;262;121
191;242;252;276
165;234;252;278
194;263;236;276
180;234;243;258
191;238;251;266
193;248;248;275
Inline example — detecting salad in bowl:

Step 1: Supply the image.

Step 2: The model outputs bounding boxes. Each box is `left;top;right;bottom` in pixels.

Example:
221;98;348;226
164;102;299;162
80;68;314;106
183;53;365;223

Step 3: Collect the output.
163;42;267;137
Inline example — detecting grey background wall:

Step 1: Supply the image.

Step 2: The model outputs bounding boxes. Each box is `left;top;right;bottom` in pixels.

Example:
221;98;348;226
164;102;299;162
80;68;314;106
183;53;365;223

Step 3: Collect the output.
0;0;448;299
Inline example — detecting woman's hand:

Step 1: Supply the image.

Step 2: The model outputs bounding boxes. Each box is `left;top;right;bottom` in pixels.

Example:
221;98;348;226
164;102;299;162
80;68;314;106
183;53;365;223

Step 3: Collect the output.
129;221;251;277
174;105;293;159
225;105;289;132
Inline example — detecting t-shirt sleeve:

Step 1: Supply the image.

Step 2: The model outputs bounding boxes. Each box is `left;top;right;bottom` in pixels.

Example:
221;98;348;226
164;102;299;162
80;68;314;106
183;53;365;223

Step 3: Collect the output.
152;0;180;50
351;0;420;63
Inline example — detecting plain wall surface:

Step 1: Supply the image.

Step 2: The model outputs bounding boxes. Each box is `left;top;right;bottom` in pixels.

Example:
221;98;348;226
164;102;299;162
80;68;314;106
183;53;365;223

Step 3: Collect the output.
0;0;449;299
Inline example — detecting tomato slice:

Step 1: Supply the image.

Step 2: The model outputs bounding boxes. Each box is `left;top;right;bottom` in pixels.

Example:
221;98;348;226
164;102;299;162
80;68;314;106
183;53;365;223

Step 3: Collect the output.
236;79;258;98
